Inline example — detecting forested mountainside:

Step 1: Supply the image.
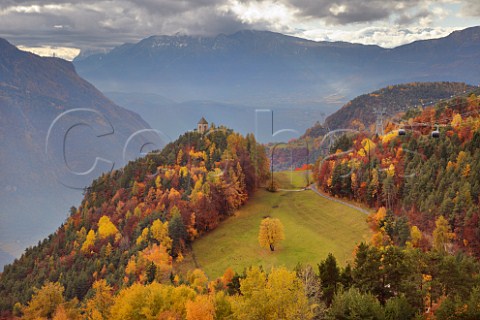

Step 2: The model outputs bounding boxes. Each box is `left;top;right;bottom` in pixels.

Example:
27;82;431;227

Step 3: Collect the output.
0;127;269;316
324;82;476;131
0;38;151;267
314;92;480;256
267;82;476;172
2;115;480;319
2;98;480;320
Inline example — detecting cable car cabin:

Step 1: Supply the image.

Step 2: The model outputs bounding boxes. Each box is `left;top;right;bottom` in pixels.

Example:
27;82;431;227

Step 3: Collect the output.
398;129;406;136
431;129;440;138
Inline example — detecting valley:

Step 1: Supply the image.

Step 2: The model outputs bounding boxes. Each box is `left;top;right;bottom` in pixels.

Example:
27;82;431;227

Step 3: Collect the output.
1;21;480;319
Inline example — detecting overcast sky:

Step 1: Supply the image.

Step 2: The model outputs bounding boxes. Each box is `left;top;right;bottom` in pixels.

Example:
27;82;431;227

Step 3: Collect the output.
1;0;479;60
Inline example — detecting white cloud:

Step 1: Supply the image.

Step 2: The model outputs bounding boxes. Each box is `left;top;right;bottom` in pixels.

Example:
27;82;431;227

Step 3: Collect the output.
17;45;80;60
0;0;477;54
297;26;457;48
218;0;299;32
221;0;294;24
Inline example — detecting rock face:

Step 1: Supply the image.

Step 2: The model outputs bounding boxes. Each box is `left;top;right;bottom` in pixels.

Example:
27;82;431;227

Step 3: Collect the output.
0;38;151;267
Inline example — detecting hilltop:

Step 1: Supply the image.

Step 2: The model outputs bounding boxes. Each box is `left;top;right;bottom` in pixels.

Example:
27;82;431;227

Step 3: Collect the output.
324;82;477;131
0;126;269;314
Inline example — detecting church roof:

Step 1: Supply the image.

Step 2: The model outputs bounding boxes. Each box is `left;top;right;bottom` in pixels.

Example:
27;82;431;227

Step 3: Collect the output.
198;117;208;124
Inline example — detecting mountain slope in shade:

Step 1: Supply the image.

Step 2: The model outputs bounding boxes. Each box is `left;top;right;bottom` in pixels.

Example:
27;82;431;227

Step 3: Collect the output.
74;27;480;110
324;82;478;130
0;38;152;268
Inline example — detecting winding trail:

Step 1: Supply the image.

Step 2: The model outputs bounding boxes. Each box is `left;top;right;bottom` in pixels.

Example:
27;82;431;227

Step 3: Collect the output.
308;184;371;215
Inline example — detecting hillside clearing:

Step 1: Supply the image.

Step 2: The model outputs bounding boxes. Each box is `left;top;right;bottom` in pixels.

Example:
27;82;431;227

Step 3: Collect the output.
179;171;372;278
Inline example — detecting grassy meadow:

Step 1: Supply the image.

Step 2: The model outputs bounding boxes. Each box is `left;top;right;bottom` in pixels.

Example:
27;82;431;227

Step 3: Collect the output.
179;171;372;278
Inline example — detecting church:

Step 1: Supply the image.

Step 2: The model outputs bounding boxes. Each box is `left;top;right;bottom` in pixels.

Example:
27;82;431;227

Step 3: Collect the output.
197;117;208;134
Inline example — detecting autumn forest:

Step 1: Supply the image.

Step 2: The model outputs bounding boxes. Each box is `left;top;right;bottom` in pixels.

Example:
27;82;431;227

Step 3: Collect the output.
2;87;480;320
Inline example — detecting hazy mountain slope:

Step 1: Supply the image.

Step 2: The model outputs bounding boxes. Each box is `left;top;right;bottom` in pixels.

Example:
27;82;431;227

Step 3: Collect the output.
105;91;334;143
324;82;477;130
74;27;480;111
0;38;151;268
73;30;383;107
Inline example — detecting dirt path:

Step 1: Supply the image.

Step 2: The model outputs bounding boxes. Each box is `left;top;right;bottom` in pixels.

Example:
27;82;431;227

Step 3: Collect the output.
308;184;371;215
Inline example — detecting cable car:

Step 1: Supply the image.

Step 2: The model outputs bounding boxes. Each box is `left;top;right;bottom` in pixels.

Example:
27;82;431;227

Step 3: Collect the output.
398;128;406;136
431;125;440;138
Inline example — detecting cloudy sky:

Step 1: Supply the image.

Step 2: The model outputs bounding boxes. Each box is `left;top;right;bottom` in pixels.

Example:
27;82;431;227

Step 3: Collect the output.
1;0;479;60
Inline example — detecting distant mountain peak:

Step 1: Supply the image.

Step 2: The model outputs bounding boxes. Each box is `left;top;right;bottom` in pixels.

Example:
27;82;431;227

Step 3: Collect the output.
73;26;480;109
0;37;24;60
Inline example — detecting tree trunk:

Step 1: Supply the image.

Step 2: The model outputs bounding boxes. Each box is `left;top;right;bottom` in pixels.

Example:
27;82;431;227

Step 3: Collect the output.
270;243;275;251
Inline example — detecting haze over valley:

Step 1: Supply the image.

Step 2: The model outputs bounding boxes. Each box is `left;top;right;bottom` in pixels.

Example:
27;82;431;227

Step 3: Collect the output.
1;1;480;318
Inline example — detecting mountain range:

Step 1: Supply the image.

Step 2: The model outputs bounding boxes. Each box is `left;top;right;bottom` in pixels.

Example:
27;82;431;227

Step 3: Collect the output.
2;26;480;267
0;38;152;268
73;27;480;141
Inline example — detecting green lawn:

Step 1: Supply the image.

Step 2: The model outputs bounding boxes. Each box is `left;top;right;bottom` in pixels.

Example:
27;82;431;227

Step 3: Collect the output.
182;172;372;279
274;169;313;189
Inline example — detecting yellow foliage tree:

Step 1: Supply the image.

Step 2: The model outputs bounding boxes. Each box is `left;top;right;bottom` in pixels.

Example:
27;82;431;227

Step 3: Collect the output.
52;304;69;320
188;269;209;293
151;219;172;250
136;227;150;246
407;225;422;248
232;266;312;320
142;243;172;274
84;280;114;320
97;216;119;239
52;300;81;320
104;242;113;257
186;295;215;320
168;188;181;203
109;283;196;320
258;217;285;251
462;163;471;177
386;163;395;177
433;215;455;253
125;258;137;275
371;229;390;248
134;205;142;217
81;230;96;253
180;165;189;177
361;138;376;155
456;151;467;167
381;131;397;144
155;174;162;189
22;282;65;320
367;207;386;231
451;113;462;128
